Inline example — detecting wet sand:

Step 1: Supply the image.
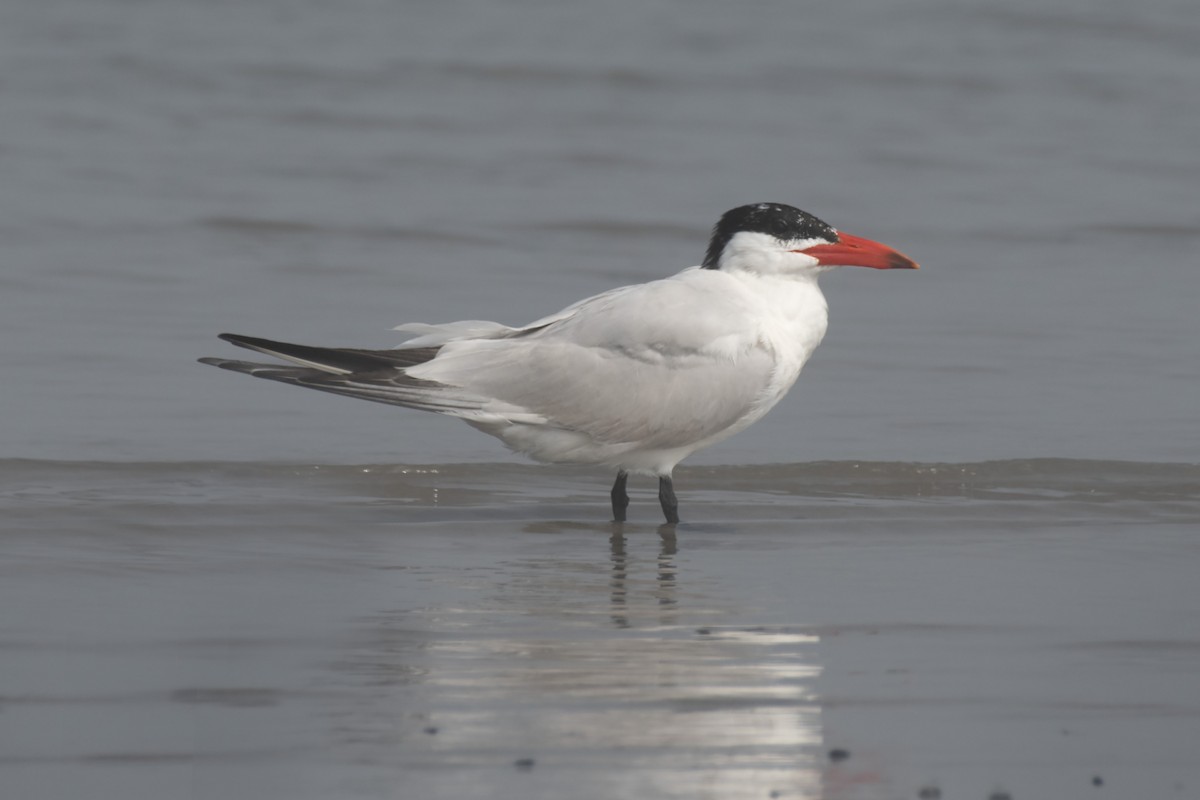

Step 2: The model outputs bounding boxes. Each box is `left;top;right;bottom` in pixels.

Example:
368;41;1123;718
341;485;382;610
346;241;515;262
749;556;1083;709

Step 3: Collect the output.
3;460;1199;799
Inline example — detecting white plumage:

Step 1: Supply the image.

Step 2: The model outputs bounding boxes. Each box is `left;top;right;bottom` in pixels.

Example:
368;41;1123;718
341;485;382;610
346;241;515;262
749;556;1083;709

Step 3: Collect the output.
200;203;917;522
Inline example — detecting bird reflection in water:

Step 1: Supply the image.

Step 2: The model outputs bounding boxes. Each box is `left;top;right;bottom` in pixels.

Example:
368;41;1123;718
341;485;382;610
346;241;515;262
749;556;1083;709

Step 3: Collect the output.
608;523;678;629
346;519;835;799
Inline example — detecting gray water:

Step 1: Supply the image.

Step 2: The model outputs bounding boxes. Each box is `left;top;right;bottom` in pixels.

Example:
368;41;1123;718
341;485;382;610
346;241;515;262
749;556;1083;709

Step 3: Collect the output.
3;0;1199;797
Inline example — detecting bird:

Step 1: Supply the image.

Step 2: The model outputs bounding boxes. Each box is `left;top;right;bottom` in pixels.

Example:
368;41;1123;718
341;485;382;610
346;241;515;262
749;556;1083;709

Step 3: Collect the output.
199;203;917;523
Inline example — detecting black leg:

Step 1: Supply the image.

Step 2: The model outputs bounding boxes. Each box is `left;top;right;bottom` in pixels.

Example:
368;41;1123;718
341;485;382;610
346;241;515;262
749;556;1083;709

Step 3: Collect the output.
611;470;630;522
658;475;679;524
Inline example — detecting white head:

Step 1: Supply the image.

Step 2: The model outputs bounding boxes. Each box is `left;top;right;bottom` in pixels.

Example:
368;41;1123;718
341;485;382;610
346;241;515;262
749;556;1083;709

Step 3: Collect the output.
701;203;918;276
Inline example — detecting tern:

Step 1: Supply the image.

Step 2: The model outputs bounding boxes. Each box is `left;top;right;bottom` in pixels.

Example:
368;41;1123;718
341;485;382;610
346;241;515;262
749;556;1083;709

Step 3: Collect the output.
200;203;917;523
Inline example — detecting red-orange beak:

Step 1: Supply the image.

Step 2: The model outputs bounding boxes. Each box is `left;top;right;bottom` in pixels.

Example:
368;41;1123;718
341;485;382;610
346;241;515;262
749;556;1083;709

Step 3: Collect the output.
796;231;919;270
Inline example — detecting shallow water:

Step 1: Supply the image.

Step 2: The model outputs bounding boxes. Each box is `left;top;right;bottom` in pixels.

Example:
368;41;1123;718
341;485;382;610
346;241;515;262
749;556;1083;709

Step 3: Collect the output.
4;459;1200;799
3;0;1200;796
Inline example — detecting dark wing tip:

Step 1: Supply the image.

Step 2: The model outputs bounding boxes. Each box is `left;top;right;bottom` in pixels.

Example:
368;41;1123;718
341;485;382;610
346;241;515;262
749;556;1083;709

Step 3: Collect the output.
218;333;277;350
208;332;442;372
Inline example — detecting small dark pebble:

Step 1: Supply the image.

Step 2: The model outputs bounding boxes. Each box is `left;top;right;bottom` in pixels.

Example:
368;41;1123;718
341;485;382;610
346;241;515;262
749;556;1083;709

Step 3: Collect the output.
1092;775;1104;787
422;726;438;735
769;791;781;799
827;748;850;763
696;627;712;635
918;786;942;799
514;757;536;771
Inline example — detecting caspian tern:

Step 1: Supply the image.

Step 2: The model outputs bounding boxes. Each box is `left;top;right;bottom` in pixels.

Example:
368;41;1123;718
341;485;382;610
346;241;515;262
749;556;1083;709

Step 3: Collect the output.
200;203;917;523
